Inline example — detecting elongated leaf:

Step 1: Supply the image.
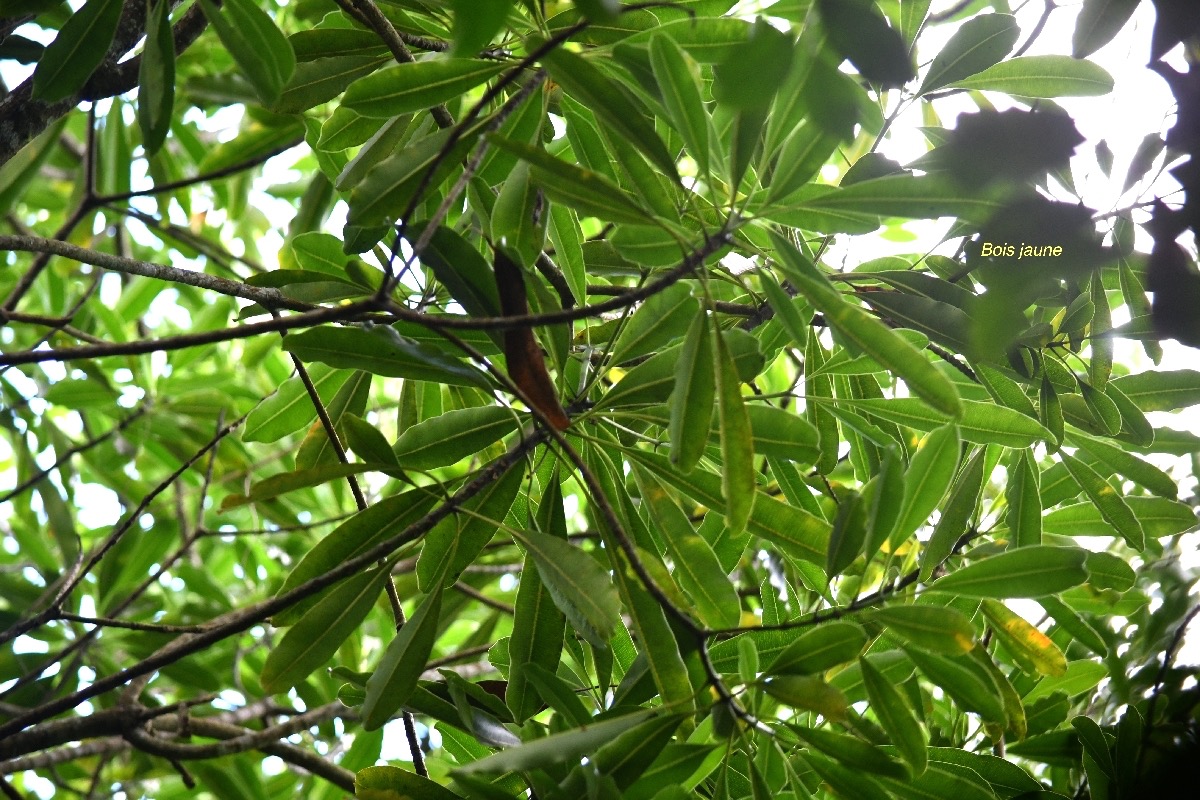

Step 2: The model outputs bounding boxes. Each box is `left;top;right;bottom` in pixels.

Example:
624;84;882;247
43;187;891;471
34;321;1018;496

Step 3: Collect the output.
454;709;656;774
394;406;520;471
869;605;976;655
626;450;830;566
199;0;295;104
261;567;388;694
637;469;740;628
790;726;908;780
244;364;350;443
1042;496;1195;538
491;135;653;225
283;326;490;388
920;13;1019;95
818;0;914;88
275;54;391;115
950;55;1114;97
561;714;685;793
1109;369;1200;412
794;174;1005;224
827;489;867;577
343;58;506;118
363;586;444;730
921;447;986;581
541;45;679;182
767;621;868;676
839;397;1052;448
762;675;850;720
890;424;960;546
981;600;1067;677
515;529;621;647
272;488;439;626
615;283;698;365
714;327;756;535
137;0;175;155
861;655;928;775
975;362;1037;418
1023;659;1108;703
32;0;122;102
1073;0;1139;58
1058;452;1145;551
417;460;524;590
1008;450;1043;547
355;765;463;800
905;647;1007;723
650;33;710;175
930;546;1089;598
347;124;481;228
451;0;514;56
668;311;715;474
769;232;963;418
1070;432;1176;497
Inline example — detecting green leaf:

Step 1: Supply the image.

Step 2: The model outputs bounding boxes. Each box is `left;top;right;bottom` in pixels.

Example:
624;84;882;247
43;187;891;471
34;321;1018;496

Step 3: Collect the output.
416;460;524;590
242;363;350;444
272;488;439;626
453;709;657;774
355;765;463;800
362;587;444;730
637;469;740;629
506;468;567;723
491;160;546;268
490;135;652;225
626;449;830;566
1008;450;1043;547
818;0;914;88
1073;0;1139;58
668;311;716;474
261;567;388;694
861;655;928;775
1023;659;1108;703
614;283;699;365
649;33;710;175
541;45;680;182
1058;452;1145;551
561;714;685;793
801;752;892;800
347;124;481;227
769;232;963;418
921;447;986;581
1070;432;1177;498
32;0;122;102
714;327;756;535
904;647;1007;723
949;55;1114;97
282;326;491;388
275;54;391;115
790;726;908;780
794;173;1005;224
394;406;520;470
839;397;1052;448
199;0;295;105
919;13;1019;95
137;0;175;156
981;600;1067;677
1042;496;1195;538
767;622;868;676
451;0;514;56
827;489;867;577
1084;551;1135;592
762;675;850;721
869;604;976;655
343;58;506;118
890;424;960;546
514;529;622;648
974;362;1038;418
929;546;1089;599
1109;369;1200;412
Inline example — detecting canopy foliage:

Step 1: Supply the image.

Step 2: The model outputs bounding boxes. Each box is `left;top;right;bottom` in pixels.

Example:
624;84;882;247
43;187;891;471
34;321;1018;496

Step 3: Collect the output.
1;1;1199;799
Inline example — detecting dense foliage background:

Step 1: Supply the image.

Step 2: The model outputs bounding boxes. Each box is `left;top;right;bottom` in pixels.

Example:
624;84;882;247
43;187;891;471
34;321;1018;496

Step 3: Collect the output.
2;1;1200;798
